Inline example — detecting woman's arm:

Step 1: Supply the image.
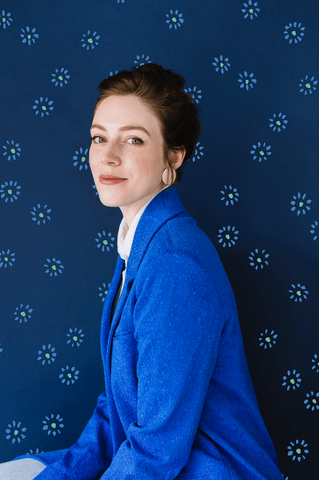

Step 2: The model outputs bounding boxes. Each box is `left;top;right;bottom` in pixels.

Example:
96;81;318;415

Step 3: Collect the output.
33;391;113;480
101;250;225;480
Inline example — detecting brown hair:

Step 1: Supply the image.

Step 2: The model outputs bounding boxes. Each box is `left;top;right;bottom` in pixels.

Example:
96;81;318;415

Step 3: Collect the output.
93;63;201;187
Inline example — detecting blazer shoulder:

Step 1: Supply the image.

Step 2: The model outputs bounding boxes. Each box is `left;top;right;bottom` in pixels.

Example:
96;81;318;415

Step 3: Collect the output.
147;213;225;276
139;214;237;318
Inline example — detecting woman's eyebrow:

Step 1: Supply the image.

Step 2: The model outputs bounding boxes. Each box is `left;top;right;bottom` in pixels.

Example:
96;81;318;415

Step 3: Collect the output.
90;124;150;137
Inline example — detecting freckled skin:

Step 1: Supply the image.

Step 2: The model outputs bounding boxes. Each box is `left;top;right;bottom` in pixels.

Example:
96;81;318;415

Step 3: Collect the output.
89;95;185;228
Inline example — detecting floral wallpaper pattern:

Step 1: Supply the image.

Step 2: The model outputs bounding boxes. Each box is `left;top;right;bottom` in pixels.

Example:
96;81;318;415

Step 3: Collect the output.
0;0;318;478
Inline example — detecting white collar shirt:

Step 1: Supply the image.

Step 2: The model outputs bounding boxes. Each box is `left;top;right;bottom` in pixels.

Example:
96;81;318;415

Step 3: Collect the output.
117;185;169;294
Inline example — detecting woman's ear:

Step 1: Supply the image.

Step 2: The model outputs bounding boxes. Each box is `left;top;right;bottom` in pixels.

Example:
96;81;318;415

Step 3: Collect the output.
172;150;186;170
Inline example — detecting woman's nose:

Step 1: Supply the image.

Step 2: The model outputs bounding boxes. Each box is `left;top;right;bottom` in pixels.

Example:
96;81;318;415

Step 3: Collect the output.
100;140;121;164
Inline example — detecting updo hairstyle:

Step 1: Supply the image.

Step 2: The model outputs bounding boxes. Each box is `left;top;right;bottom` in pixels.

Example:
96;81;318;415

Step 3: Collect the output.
93;63;201;187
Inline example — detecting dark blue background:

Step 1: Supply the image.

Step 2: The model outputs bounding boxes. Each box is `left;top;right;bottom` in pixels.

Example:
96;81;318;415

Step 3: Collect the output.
0;1;318;478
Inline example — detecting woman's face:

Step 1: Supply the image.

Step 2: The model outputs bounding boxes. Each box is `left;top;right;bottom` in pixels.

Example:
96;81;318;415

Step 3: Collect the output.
89;94;171;227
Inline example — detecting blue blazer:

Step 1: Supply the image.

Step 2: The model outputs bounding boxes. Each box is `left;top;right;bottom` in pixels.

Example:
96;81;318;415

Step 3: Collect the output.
18;185;282;479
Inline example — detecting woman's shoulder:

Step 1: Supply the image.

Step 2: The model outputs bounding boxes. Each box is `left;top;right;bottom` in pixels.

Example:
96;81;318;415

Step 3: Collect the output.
146;213;227;279
137;214;235;307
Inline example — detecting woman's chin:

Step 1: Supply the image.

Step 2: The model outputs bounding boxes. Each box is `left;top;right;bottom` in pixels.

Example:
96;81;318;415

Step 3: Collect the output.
98;197;120;208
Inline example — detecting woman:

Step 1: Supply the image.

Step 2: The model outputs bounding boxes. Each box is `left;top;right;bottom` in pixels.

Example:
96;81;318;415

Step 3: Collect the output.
2;63;283;479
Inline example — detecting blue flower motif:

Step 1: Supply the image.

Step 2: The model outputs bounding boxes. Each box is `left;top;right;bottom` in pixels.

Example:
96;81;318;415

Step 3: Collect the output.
1;10;13;29
284;22;305;44
117;0;124;3
73;147;89;171
289;284;308;302
133;54;152;67
37;344;57;365
299;76;318;95
269;113;288;132
33;97;54;117
212;55;231;74
241;1;260;20
311;354;319;373
287;439;309;461
31;204;52;225
0;343;3;354
44;258;64;276
165;9;184;29
26;448;44;455
92;184;99;195
218;226;239;248
105;70;119;79
184;86;202;104
20;26;39;45
220;186;239;206
310;221;318;241
59;366;79;385
5;421;27;444
238;71;257;90
67;328;84;347
282;369;302;391
304;392;319;411
0;249;15;268
95;231;115;252
14;304;33;323
291;192;312;215
188;141;204;163
2;140;21;160
42;414;64;436
51;68;70;87
259;329;278;349
0;180;21;202
250;142;271;162
249;249;269;270
81;30;100;50
99;282;111;302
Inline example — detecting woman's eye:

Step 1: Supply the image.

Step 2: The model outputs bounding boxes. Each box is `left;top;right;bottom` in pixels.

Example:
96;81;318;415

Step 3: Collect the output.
92;136;104;144
128;137;144;145
91;136;143;145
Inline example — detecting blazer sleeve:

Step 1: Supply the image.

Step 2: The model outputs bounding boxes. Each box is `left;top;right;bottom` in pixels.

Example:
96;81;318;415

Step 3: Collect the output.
34;391;113;480
101;250;226;480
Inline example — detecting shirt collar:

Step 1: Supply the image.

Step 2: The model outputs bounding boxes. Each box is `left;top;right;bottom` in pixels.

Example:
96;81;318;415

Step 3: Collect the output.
117;185;169;264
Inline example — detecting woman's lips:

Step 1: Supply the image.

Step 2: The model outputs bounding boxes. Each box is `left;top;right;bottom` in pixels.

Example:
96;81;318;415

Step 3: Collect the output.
99;175;126;185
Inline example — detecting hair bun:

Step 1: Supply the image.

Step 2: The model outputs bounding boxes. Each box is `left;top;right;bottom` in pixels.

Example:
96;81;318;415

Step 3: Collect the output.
136;63;185;90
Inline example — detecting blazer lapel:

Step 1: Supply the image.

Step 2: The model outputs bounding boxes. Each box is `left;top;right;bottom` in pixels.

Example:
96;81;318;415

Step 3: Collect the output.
100;254;124;364
124;185;186;283
103;186;187;396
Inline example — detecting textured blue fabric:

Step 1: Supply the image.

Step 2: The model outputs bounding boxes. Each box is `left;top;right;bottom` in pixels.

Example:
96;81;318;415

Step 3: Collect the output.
14;185;283;479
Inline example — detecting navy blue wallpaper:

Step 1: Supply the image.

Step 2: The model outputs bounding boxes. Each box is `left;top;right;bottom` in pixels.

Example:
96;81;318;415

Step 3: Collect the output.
1;1;318;478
